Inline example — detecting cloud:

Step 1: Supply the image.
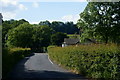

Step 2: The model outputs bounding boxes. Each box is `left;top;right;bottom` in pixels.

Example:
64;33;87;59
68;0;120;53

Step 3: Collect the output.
14;0;87;2
12;0;118;2
30;21;40;24
2;12;17;20
19;4;28;10
30;20;61;24
30;17;80;24
61;14;80;23
32;2;39;8
0;0;27;20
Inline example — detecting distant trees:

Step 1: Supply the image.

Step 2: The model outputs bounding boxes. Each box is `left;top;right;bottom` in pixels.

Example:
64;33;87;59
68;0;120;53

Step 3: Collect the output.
77;2;120;44
51;32;68;46
39;21;79;34
39;20;51;27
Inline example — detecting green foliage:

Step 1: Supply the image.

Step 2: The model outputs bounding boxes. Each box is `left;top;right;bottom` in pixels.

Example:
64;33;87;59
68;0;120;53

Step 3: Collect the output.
51;32;68;46
6;23;52;52
2;48;31;78
77;2;120;44
67;34;80;39
2;19;29;46
48;44;120;79
32;25;52;47
31;25;53;52
39;21;79;34
47;45;56;49
6;23;33;48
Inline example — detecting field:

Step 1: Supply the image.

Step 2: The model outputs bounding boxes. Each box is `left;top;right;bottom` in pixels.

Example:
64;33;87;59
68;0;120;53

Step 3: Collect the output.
48;44;120;79
67;34;80;38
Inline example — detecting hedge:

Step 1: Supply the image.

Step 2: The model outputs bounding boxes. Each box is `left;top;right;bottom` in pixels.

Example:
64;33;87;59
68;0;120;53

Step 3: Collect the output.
48;44;120;79
2;48;31;78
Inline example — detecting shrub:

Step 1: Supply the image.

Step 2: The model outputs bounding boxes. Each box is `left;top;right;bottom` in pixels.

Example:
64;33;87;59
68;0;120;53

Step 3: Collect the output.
48;44;120;79
2;48;31;78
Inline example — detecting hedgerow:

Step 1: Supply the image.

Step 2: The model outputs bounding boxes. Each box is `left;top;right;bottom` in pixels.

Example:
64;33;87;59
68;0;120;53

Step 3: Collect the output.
2;48;31;78
48;44;120;79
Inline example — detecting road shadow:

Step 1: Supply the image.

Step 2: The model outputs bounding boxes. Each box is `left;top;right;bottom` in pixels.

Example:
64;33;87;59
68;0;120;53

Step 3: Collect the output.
6;70;87;80
2;53;88;80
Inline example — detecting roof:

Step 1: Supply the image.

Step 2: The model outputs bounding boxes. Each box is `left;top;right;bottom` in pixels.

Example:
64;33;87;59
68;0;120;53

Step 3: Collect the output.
85;38;96;43
64;38;79;45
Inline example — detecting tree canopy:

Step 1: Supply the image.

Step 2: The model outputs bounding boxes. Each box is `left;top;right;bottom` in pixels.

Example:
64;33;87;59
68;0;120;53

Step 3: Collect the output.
39;21;79;34
7;23;33;48
51;32;68;46
2;19;29;46
77;2;120;43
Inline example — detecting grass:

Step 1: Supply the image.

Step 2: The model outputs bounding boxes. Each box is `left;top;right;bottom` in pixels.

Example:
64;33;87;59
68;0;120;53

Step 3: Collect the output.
10;47;30;52
67;34;80;38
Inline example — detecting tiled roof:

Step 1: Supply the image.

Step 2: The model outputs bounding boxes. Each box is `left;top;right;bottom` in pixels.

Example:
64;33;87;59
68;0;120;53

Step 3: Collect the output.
64;38;79;45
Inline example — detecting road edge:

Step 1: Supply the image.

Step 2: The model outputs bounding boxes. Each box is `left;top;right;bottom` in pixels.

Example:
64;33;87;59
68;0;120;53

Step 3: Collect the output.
47;54;54;64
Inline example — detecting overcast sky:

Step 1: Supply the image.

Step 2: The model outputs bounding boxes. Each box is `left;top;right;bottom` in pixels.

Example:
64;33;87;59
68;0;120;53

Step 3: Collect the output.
0;0;88;24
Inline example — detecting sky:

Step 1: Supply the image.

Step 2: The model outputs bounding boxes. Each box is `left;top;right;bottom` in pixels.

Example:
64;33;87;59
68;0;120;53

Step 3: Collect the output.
0;0;88;24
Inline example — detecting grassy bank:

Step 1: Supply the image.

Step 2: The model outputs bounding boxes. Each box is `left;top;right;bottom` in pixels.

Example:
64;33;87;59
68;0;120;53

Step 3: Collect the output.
2;48;31;78
67;34;80;38
48;44;120;79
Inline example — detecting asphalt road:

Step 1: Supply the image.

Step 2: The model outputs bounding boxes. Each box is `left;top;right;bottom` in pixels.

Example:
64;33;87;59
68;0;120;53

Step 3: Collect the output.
7;53;87;80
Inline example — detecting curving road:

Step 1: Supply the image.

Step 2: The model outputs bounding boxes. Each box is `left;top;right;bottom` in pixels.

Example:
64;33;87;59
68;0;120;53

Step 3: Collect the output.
7;53;87;80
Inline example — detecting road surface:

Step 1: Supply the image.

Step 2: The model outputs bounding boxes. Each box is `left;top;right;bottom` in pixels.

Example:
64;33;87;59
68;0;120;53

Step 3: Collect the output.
7;53;87;79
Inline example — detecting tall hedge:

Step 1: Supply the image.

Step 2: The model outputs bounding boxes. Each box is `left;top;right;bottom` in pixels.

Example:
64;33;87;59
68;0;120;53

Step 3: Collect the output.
2;48;31;78
48;44;120;79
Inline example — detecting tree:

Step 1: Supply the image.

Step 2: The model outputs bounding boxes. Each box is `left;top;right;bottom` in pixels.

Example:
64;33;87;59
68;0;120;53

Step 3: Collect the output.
51;32;68;46
65;22;79;34
2;19;29;47
6;23;33;48
6;23;53;52
77;2;120;43
109;2;120;43
39;20;51;26
32;25;53;50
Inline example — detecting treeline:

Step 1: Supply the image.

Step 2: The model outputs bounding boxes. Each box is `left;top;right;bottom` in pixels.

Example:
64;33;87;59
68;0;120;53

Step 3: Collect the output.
2;19;78;52
77;2;120;44
39;21;79;34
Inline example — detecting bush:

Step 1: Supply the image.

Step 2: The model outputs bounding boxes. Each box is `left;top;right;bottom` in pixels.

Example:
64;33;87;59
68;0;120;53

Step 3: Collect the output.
48;44;120;79
51;32;68;46
2;48;31;78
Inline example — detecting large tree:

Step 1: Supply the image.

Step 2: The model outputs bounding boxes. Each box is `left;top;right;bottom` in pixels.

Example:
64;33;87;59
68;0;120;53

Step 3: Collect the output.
32;25;53;49
77;2;120;43
2;19;29;47
6;23;53;52
6;23;33;48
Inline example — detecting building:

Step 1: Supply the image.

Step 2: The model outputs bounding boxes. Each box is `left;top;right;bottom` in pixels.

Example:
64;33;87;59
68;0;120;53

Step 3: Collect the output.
84;38;96;43
62;38;80;47
0;13;3;25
